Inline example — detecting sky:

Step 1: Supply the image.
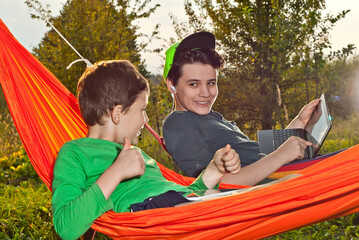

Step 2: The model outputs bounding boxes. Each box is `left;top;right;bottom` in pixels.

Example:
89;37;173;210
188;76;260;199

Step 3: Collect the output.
1;0;359;75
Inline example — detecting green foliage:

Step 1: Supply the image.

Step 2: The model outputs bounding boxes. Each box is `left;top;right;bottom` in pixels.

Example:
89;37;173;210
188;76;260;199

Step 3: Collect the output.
0;88;22;157
0;112;22;158
0;181;112;240
321;112;359;154
175;0;355;136
0;148;111;239
266;213;359;239
146;75;173;135
0;148;38;185
322;56;359;118
282;54;359;126
26;0;160;94
137;77;182;172
0;181;57;239
137;130;181;173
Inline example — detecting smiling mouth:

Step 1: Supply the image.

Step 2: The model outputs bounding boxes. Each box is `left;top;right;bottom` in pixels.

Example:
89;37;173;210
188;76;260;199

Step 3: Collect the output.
195;100;211;105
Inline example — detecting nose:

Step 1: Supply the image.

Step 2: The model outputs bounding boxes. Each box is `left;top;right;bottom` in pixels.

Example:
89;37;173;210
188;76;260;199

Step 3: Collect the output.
199;85;210;97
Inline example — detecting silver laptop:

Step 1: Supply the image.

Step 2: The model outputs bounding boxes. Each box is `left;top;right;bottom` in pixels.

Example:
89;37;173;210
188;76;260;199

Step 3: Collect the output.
257;93;332;160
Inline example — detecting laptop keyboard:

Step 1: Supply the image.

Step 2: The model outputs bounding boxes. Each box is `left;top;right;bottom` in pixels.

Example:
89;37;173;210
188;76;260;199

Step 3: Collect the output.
273;129;306;148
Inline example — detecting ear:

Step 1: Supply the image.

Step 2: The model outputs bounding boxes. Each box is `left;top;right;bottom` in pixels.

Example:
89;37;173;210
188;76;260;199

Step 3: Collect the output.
166;79;176;94
111;105;123;125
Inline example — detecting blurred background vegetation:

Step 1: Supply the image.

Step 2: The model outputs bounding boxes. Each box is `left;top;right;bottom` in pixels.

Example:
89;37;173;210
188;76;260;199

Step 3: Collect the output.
0;0;358;238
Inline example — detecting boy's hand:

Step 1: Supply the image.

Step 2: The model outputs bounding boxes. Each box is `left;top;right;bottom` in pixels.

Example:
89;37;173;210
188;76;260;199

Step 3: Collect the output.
213;144;241;175
273;136;312;164
116;137;145;181
202;145;241;189
96;137;145;200
287;99;320;129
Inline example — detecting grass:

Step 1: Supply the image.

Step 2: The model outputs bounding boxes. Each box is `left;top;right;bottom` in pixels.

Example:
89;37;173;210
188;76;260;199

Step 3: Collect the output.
0;181;57;239
266;214;359;239
0;180;112;239
321;112;359;154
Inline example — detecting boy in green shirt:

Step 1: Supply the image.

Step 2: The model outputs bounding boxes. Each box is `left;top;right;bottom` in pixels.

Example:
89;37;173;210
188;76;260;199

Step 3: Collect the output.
51;60;241;239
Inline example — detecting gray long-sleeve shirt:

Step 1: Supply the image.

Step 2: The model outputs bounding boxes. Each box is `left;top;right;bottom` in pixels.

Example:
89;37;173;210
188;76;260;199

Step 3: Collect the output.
163;111;260;177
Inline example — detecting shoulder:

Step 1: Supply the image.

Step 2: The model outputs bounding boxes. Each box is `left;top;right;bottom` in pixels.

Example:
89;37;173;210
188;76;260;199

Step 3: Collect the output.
58;139;80;154
164;111;194;122
58;139;85;155
164;111;212;124
55;139;87;168
163;111;200;131
210;111;224;119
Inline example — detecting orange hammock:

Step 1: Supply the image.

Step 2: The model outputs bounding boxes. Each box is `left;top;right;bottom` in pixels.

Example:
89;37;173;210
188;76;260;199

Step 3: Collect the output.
1;19;359;239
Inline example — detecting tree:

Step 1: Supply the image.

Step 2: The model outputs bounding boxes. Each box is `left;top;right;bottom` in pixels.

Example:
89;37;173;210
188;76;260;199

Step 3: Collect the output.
180;0;350;133
24;0;182;166
26;0;160;94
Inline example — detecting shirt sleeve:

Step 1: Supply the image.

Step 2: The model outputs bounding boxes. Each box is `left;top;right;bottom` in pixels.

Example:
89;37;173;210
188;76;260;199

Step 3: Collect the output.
187;170;219;191
51;143;114;240
163;113;214;177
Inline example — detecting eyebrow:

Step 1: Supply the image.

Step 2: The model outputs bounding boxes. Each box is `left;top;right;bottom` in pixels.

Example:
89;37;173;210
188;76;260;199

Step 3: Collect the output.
186;78;217;83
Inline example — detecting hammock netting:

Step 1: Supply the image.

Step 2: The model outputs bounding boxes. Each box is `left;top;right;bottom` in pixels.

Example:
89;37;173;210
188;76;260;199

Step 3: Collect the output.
0;19;359;239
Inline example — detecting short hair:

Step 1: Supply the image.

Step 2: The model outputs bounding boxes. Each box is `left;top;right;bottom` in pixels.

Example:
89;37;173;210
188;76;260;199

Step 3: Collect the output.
77;60;149;126
167;47;224;86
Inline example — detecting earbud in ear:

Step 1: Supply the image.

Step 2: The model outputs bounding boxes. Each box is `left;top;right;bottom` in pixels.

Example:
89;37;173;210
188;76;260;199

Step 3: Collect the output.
171;86;176;92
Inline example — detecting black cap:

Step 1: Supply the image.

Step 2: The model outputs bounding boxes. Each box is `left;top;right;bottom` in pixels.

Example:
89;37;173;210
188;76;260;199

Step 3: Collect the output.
163;31;216;79
173;31;216;63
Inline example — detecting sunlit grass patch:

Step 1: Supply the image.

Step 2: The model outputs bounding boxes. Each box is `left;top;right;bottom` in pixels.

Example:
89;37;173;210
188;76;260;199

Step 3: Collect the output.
0;181;58;239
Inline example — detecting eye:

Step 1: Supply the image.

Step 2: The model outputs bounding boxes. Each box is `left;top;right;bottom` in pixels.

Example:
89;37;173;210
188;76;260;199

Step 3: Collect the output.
189;83;198;87
208;82;216;86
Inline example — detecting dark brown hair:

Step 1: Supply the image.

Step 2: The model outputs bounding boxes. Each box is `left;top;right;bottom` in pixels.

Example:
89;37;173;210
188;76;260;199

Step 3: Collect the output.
167;47;224;86
77;60;149;126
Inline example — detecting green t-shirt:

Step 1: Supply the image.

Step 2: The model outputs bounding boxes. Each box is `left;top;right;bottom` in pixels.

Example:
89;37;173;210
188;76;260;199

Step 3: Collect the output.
52;138;210;240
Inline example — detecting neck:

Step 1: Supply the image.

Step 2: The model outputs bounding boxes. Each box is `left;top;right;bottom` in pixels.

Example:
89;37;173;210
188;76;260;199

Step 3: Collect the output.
87;123;116;142
174;97;185;111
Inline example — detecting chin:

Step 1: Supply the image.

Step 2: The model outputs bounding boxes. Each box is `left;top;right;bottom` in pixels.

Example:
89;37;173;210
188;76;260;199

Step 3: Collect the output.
191;103;213;115
192;108;211;115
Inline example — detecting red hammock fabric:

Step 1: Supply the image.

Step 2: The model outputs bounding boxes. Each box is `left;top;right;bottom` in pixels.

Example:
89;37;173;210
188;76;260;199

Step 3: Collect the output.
1;19;359;239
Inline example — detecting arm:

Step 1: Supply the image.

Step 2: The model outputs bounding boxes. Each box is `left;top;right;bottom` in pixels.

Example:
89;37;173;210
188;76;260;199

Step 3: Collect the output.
202;144;241;188
221;136;312;186
286;98;320;129
52;138;145;239
52;144;112;239
187;144;241;190
96;138;145;199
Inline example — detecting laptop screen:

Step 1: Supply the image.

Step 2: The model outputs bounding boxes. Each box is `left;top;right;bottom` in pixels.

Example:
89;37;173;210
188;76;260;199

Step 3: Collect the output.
304;93;332;154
